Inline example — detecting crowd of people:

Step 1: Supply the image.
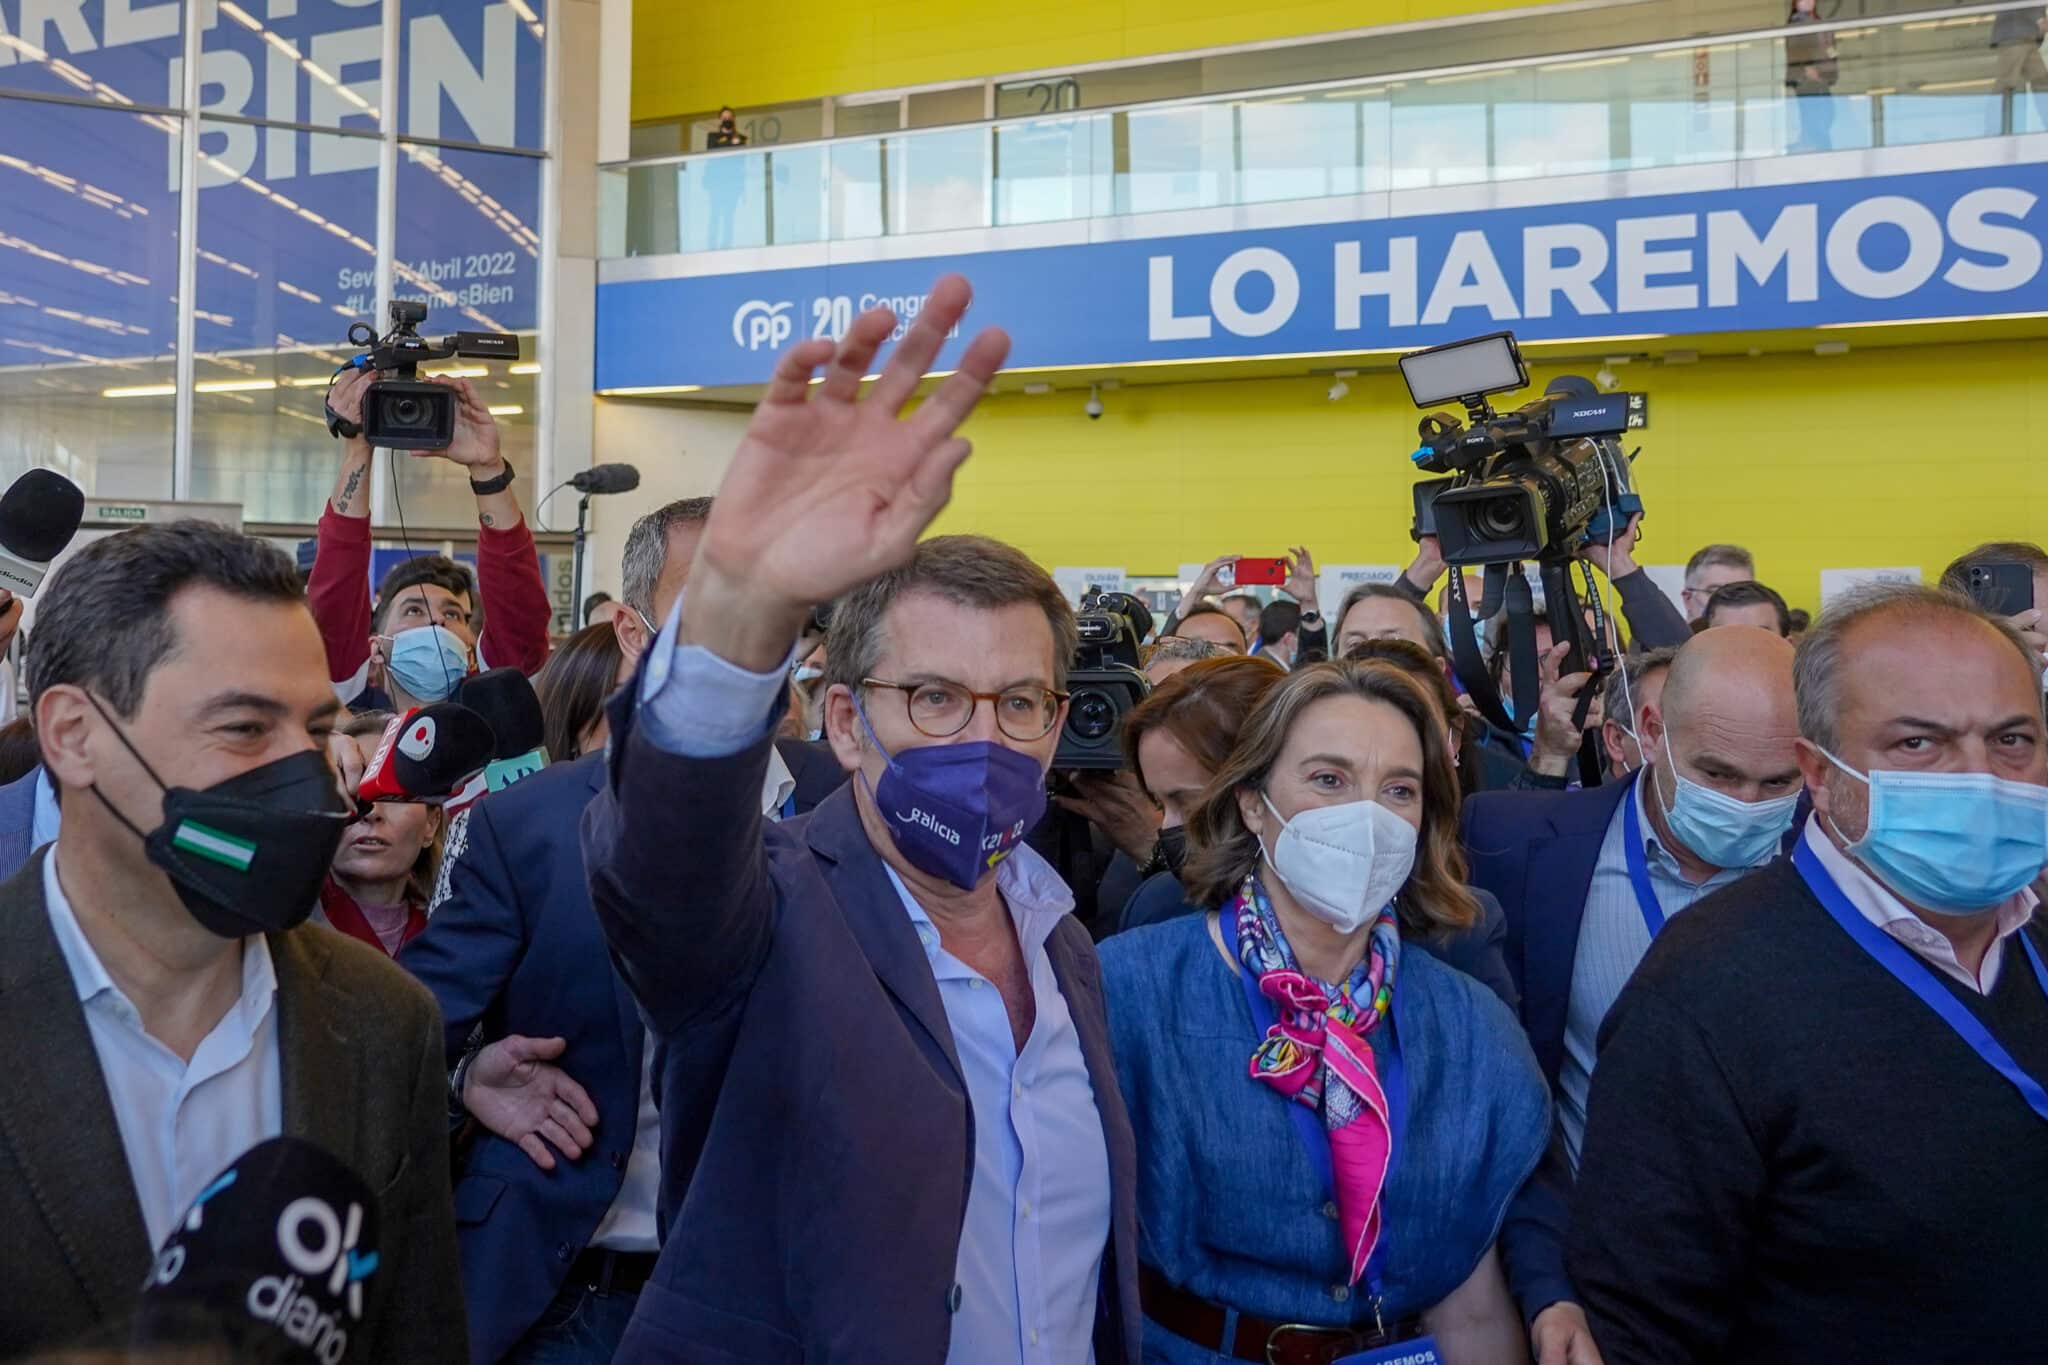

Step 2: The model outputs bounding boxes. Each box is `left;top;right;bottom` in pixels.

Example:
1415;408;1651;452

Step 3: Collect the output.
2;273;2045;1365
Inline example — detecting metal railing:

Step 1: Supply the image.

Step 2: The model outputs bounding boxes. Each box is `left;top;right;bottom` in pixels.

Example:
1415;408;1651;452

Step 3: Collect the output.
600;2;2048;258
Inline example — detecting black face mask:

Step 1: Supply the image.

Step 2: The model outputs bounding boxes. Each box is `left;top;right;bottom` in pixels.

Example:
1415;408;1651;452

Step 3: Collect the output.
86;695;353;940
1156;825;1189;878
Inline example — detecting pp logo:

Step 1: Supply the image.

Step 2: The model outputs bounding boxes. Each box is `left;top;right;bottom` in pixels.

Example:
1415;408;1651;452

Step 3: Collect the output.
732;299;794;351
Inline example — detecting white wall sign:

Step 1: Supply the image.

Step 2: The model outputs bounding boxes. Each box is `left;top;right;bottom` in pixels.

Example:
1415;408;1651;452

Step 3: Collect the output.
1819;566;1921;606
1317;565;1403;622
1053;566;1127;607
1638;564;1688;615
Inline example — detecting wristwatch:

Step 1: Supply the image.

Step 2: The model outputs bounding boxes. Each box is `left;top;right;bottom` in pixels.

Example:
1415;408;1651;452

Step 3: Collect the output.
468;460;515;495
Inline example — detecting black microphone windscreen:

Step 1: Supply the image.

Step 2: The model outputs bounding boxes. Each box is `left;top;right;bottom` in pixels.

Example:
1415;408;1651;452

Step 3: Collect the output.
451;667;546;758
388;703;498;798
569;463;641;495
0;468;85;564
135;1136;382;1364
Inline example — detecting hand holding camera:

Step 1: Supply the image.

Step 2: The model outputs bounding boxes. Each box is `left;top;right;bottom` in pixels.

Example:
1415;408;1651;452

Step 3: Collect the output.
1528;641;1605;779
1577;509;1644;580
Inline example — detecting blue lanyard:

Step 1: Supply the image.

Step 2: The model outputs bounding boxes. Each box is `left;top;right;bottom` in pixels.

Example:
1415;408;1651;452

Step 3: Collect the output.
780;792;797;821
1237;954;1406;1302
1792;840;2048;1124
1619;771;1667;941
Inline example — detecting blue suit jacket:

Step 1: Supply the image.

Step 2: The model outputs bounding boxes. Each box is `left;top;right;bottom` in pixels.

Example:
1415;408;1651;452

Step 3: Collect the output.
399;753;641;1365
582;679;1143;1364
400;743;844;1363
0;768;39;885
1459;777;1635;1088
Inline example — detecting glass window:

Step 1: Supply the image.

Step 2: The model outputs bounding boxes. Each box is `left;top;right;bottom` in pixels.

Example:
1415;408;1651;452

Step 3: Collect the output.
680;150;769;251
0;0;182;106
907;84;984;129
994;114;1108;226
392;141;540;525
0;97;181;500
200;0;384;141
188;124;381;522
399;0;548;149
892;127;987;235
1118;105;1236;216
682;100;825;149
833;96;902;138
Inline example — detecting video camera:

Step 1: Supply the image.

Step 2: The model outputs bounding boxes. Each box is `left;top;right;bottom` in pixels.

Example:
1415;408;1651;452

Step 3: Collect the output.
326;300;519;450
1053;587;1152;770
1402;332;1642;568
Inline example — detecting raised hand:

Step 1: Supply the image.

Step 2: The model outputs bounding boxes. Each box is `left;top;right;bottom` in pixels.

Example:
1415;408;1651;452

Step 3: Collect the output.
1529;641;1604;778
1283;546;1318;609
1173;555;1241;620
685;274;1011;670
417;377;504;473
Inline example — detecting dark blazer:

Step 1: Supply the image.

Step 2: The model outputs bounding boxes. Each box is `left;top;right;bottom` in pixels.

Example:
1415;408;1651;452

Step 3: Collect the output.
0;846;465;1362
1460;776;1635;1086
400;753;637;1365
0;765;39;884
776;736;845;814
582;682;1143;1364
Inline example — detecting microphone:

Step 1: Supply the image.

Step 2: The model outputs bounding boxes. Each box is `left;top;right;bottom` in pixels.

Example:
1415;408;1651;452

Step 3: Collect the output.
568;463;640;496
0;468;85;597
450;667;549;792
135;1136;381;1363
356;703;497;807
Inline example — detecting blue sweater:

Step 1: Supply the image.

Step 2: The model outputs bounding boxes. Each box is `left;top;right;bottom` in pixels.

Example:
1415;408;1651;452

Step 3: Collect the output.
1100;912;1550;1358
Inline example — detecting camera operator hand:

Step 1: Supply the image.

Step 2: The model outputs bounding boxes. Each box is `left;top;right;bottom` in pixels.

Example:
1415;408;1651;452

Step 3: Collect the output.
1402;534;1447;596
1172;555;1241;622
1576;510;1643;580
683;274;1011;672
1052;769;1163;867
1528;641;1604;779
417;377;523;530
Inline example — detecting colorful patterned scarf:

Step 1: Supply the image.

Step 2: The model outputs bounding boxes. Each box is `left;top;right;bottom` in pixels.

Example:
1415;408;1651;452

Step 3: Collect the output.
1234;871;1400;1286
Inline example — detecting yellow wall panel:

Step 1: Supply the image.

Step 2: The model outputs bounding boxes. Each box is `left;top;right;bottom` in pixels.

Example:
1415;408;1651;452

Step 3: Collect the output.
632;0;1577;122
926;339;2048;612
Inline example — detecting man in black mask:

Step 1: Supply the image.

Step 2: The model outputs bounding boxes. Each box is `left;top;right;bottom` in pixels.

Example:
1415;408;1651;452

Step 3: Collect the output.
0;521;464;1361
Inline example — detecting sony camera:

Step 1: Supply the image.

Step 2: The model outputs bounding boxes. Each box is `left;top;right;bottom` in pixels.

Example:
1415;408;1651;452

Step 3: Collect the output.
1401;332;1643;568
1053;587;1152;770
326;300;520;451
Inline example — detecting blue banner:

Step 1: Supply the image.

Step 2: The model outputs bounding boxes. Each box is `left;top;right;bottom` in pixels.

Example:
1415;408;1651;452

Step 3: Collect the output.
0;1;542;367
596;163;2048;391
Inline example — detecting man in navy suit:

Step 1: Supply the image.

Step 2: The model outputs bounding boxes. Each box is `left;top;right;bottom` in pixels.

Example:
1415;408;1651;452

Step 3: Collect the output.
1463;625;1803;1164
582;278;1140;1364
401;495;842;1364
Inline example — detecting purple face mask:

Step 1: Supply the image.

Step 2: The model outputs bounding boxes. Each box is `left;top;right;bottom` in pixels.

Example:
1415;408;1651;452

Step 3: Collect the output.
857;700;1048;891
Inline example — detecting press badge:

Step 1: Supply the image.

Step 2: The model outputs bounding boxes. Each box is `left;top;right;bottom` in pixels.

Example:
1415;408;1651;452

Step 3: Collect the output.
1337;1338;1443;1365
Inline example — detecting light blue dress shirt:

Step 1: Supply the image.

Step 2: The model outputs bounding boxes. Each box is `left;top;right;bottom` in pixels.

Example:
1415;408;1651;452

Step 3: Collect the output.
32;765;59;851
636;604;1111;1365
1558;773;1746;1168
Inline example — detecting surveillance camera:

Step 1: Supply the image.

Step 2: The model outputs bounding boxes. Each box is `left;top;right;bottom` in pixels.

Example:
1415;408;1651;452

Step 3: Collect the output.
1084;384;1103;420
1326;379;1350;403
1595;368;1618;392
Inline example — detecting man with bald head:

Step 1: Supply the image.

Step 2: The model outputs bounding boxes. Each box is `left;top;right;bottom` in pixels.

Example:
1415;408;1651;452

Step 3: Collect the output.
1462;625;1804;1163
1569;585;2048;1362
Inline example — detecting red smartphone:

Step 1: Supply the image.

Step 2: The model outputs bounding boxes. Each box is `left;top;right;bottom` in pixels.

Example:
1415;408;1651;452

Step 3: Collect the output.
1232;557;1290;586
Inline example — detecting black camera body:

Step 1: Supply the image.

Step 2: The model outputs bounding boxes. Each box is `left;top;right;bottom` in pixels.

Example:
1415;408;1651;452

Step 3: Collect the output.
328;300;520;451
1402;334;1641;568
1054;588;1152;770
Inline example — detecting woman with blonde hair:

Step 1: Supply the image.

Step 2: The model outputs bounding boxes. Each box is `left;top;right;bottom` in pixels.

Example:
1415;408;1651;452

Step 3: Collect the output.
1101;660;1548;1364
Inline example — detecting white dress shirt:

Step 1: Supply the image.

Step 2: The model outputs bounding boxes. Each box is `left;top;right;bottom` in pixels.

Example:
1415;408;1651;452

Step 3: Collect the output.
586;679;796;1255
1803;822;2038;993
43;847;283;1250
32;765;59;851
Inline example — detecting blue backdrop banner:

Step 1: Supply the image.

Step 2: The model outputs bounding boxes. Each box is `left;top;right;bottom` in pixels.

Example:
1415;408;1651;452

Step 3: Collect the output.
596;163;2048;391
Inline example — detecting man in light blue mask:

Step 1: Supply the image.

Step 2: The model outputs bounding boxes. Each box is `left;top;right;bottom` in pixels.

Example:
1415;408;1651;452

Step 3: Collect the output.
1463;625;1802;1168
1570;584;2048;1364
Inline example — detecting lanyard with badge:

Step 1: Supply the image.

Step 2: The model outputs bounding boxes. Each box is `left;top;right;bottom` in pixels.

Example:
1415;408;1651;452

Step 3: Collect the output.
1792;840;2048;1123
1237;958;1444;1365
1619;771;1670;940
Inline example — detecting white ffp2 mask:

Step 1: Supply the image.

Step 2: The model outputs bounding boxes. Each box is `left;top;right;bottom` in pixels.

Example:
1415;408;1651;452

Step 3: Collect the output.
1259;793;1418;933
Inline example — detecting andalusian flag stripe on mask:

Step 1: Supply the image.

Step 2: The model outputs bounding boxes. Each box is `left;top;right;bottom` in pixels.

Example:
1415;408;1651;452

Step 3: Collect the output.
172;821;258;872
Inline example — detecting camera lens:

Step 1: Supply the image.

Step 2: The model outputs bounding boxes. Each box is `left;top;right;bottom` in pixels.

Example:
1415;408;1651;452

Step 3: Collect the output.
388;394;425;427
1069;688;1117;743
1476;497;1527;541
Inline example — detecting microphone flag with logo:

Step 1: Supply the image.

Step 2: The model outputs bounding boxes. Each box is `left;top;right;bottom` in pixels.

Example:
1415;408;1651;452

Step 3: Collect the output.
355;702;498;808
450;667;549;792
134;1136;381;1365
